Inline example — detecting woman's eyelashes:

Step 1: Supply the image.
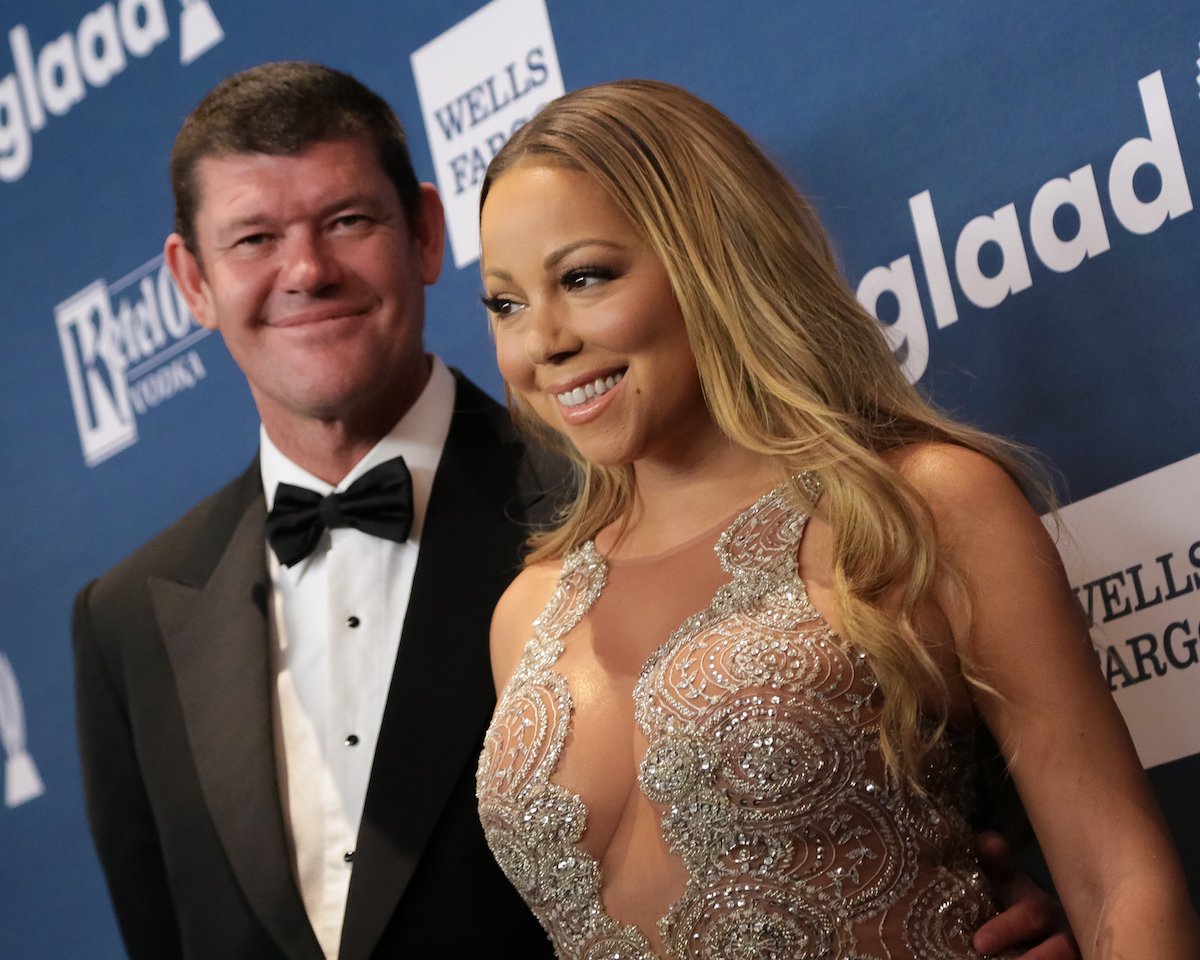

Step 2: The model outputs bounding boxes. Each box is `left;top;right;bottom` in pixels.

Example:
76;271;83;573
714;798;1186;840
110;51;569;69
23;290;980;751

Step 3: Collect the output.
561;263;617;291
481;263;621;316
481;294;521;317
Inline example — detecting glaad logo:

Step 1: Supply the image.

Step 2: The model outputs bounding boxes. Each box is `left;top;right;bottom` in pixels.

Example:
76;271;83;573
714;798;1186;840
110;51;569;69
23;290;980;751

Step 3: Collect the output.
857;69;1193;382
0;0;224;183
0;652;44;809
56;255;211;467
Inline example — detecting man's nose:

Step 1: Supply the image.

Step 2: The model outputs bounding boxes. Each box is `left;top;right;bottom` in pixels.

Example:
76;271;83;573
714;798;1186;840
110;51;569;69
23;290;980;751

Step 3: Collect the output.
281;230;341;293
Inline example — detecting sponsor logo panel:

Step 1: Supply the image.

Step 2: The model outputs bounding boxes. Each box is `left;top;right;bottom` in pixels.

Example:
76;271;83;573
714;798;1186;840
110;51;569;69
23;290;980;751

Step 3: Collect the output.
411;0;565;268
56;254;214;466
1055;453;1200;768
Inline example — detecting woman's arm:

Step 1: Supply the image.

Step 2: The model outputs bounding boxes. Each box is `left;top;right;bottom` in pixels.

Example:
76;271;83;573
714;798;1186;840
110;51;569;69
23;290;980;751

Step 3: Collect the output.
906;444;1199;958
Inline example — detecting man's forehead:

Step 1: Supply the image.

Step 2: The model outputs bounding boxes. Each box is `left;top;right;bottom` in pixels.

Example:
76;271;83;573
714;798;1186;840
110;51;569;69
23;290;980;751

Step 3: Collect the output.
195;138;377;178
192;139;392;217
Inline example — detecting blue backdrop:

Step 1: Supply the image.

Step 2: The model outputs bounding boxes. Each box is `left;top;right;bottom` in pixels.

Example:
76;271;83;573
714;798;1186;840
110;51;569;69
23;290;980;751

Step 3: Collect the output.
2;1;1198;956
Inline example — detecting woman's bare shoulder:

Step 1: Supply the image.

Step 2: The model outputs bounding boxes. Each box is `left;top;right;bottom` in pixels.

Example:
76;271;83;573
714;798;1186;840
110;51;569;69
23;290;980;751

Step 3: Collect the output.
880;441;1037;546
490;559;564;693
883;441;1023;509
882;441;1057;619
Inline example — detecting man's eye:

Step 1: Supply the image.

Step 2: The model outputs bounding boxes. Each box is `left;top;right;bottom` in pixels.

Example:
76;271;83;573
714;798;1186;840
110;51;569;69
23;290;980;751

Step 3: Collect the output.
236;233;271;247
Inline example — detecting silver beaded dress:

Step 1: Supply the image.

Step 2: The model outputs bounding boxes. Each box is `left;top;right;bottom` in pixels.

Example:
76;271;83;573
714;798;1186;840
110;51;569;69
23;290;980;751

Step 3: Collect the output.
477;480;1014;959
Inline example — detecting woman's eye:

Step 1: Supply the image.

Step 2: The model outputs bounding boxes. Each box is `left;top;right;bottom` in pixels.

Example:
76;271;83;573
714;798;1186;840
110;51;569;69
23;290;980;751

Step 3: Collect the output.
481;294;521;317
562;265;616;291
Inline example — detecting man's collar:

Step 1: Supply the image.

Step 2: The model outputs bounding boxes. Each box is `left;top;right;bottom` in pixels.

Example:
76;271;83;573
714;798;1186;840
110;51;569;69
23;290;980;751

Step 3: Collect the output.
260;356;455;512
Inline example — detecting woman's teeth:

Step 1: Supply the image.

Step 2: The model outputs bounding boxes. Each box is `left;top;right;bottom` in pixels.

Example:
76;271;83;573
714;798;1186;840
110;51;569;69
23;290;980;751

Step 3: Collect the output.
557;371;624;408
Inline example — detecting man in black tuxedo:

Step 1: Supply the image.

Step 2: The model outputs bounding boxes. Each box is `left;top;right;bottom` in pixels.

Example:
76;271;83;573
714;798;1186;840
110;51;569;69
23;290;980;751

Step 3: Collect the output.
72;62;1075;960
72;62;557;960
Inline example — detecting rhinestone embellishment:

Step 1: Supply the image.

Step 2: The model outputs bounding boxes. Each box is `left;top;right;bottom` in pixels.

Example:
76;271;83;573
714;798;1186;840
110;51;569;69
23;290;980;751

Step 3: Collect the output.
478;479;1008;958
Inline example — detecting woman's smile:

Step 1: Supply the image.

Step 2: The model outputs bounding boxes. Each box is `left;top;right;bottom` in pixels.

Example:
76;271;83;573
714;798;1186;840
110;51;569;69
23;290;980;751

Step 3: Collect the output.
481;162;723;467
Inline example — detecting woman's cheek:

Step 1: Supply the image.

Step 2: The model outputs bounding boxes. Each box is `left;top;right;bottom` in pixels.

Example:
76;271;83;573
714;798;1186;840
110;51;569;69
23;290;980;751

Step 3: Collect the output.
494;332;529;389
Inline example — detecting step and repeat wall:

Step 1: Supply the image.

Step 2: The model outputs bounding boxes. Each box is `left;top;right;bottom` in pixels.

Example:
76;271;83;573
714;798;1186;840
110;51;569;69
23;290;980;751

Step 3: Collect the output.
2;1;1198;955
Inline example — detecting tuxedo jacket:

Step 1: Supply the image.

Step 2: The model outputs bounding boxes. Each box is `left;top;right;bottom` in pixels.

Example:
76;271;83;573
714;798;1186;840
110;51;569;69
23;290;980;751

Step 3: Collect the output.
73;376;561;960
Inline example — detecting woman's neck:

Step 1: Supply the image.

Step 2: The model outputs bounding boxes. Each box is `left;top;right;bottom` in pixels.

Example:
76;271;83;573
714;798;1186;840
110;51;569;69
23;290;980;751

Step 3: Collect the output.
605;441;782;559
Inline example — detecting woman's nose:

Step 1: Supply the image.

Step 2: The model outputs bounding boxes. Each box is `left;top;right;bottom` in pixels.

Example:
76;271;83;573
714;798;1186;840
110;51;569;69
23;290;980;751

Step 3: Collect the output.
525;305;581;365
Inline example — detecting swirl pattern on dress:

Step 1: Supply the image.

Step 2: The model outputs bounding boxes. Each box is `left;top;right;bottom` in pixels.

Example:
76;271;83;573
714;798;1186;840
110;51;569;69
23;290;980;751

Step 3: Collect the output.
477;480;1012;959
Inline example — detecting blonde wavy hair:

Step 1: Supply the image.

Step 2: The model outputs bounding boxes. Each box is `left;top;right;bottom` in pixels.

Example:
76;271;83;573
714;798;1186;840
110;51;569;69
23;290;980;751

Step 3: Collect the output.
480;79;1048;783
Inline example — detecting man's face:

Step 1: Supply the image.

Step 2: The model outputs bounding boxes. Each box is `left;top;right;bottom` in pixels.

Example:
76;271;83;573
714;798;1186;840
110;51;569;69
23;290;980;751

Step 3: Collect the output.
166;137;444;436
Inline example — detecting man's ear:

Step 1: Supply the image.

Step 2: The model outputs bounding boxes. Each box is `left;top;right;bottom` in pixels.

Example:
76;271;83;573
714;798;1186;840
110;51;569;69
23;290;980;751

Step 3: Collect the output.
164;233;217;330
413;183;446;286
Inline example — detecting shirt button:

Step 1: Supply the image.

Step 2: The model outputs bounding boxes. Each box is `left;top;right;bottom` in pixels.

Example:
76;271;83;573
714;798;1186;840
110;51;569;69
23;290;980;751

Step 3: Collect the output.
346;616;361;628
345;734;360;746
344;850;355;863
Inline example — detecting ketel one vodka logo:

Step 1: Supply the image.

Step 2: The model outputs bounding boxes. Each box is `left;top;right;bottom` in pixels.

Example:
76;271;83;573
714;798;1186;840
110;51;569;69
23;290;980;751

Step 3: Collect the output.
56;255;210;467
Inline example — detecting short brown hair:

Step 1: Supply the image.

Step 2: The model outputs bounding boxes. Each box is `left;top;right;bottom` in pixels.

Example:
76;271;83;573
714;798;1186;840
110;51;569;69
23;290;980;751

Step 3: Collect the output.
170;61;422;253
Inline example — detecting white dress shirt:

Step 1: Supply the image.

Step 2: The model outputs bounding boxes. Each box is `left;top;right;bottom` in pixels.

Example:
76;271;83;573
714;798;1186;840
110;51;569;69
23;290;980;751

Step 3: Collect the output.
260;357;455;960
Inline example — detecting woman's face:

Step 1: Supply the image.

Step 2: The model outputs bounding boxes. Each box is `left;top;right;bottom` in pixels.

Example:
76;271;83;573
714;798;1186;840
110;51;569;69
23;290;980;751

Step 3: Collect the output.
480;162;719;469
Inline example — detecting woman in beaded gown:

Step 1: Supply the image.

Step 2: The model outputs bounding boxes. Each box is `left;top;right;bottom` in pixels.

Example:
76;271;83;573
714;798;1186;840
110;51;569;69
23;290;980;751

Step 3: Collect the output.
473;80;1199;960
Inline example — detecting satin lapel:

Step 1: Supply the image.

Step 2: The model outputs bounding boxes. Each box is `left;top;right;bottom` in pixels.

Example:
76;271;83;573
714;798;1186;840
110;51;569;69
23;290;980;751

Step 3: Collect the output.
340;381;536;960
151;483;323;960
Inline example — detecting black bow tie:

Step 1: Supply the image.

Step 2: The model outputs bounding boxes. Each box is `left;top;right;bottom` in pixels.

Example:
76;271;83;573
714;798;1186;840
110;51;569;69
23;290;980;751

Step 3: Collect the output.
266;456;414;567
